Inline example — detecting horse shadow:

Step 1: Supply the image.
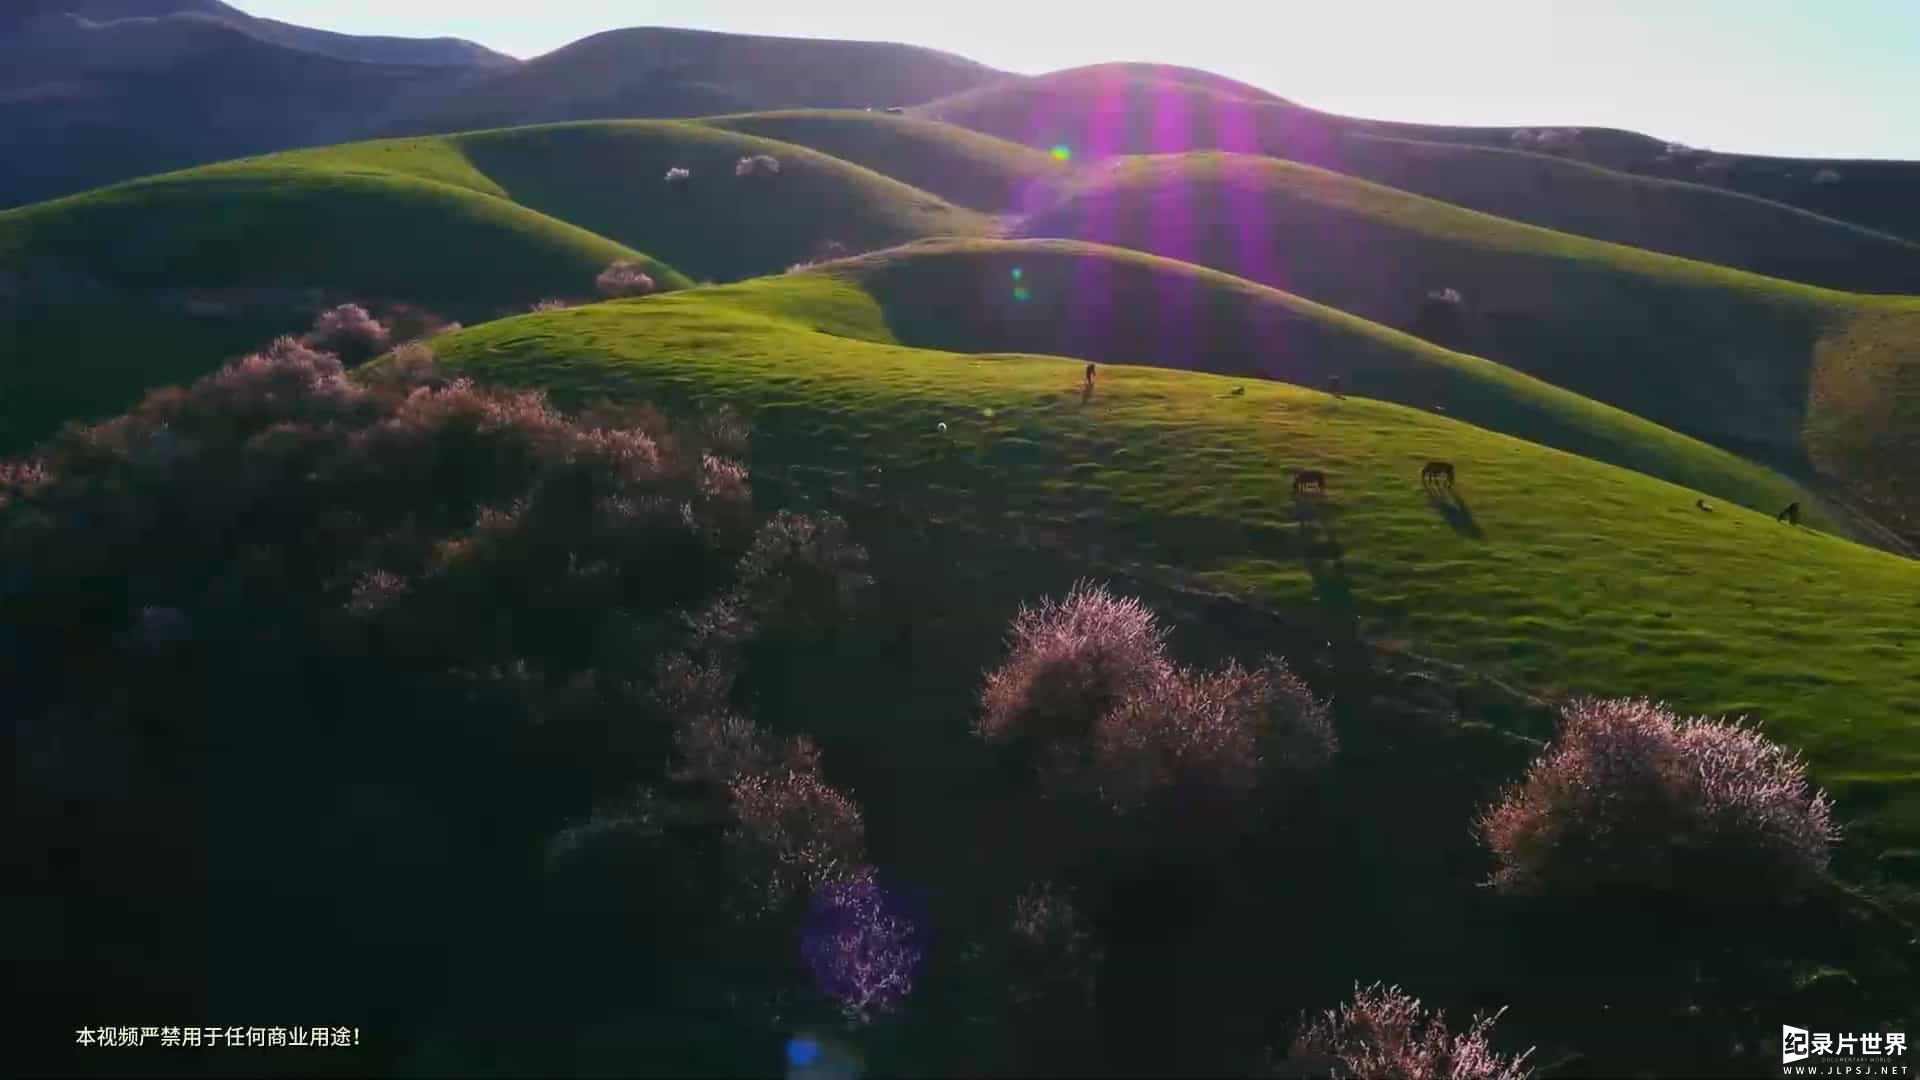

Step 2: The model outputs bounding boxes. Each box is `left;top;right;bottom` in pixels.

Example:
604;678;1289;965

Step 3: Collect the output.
1424;484;1483;539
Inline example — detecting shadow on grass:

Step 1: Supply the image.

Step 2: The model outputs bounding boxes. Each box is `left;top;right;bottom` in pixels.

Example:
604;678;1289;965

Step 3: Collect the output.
1425;485;1484;539
1292;496;1359;652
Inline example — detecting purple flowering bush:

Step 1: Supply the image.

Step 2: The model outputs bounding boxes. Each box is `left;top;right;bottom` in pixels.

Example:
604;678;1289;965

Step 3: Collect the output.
978;580;1174;748
801;868;927;1023
978;582;1333;836
1284;982;1534;1080
6;337;885;1068
301;303;391;365
1478;696;1838;902
595;261;657;298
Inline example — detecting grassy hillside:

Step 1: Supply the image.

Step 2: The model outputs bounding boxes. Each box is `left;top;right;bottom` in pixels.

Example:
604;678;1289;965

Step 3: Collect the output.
1341;116;1920;245
1323;135;1920;295
915;65;1346;164
0;118;1010;450
823;238;1837;530
1008;152;1920;523
418;277;1920;849
443;121;997;281
920;68;1920;280
0;150;678;451
698;110;1068;212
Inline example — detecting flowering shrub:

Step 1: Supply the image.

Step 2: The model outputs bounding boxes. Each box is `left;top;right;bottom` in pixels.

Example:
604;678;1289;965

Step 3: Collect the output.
1509;128;1583;156
1477;697;1838;901
1091;656;1334;815
1286;982;1534;1080
727;750;868;911
664;166;691;183
978;580;1174;747
978;582;1333;834
595;261;657;298
301;303;391;365
1812;167;1843;186
731;510;872;631
7;339;882;1075
528;298;572;313
1009;881;1102;1008
801;868;926;1023
735;154;782;177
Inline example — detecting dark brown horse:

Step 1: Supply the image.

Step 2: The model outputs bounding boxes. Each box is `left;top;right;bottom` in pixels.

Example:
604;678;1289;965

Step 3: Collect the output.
1292;469;1328;495
1421;460;1456;488
1776;501;1801;525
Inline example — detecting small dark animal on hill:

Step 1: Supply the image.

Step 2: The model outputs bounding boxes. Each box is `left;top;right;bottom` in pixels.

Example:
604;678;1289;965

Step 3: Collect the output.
1696;498;1714;512
1229;386;1246;396
1293;469;1328;495
1421;460;1455;488
1085;362;1096;388
1776;501;1801;525
1328;374;1343;398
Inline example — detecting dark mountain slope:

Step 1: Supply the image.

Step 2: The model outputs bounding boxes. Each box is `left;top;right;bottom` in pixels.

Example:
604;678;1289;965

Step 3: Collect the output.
378;26;1007;138
0;11;469;208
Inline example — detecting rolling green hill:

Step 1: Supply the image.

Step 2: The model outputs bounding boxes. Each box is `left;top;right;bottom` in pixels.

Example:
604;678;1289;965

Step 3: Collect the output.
0;149;678;452
441;120;996;281
697;110;1068;212
915;64;1345;164
1322;135;1920;295
821;237;1838;531
1008;152;1920;528
0;120;999;451
924;66;1920;247
415;277;1920;849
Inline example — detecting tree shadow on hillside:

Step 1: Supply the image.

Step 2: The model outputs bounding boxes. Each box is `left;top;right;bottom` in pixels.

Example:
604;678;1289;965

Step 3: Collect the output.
1425;487;1484;539
1293;497;1358;647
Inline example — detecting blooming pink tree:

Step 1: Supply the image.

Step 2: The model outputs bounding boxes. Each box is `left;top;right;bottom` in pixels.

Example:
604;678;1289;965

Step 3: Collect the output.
595;261;656;298
301;303;390;364
1478;696;1838;901
1285;982;1534;1080
801;868;926;1024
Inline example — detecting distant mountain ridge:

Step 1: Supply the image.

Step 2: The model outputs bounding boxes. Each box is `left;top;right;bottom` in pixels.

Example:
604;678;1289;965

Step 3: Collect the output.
0;8;1010;208
373;26;1007;137
3;3;1915;250
1;0;513;66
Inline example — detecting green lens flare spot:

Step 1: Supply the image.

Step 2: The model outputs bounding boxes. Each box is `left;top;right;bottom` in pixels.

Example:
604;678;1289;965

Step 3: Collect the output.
1010;267;1023;280
1050;144;1072;161
1012;286;1031;302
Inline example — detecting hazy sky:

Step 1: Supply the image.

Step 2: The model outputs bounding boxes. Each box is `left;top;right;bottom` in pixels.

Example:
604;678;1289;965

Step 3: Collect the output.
238;0;1919;159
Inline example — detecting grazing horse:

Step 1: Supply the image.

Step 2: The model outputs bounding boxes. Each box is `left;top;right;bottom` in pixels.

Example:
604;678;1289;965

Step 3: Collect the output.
1421;460;1455;488
1292;469;1328;495
1085;362;1096;388
1328;374;1343;398
1776;501;1801;525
